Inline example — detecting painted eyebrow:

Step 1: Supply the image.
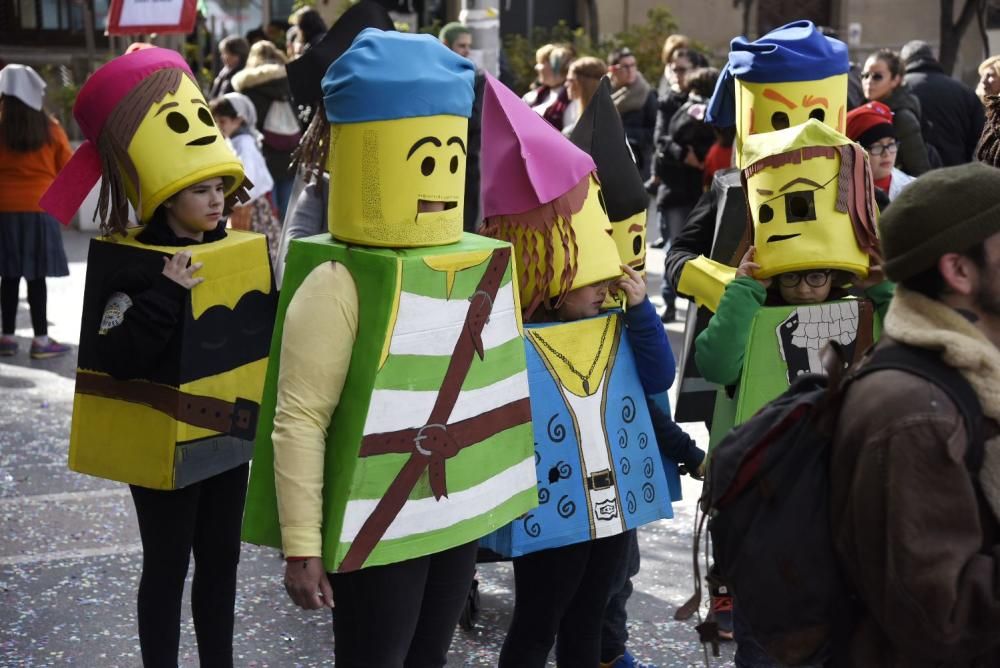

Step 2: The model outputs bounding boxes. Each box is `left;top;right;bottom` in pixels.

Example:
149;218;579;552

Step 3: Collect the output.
155;102;179;116
763;88;797;110
627;224;645;233
802;95;829;108
407;136;442;159
191;99;209;107
756;188;774;196
779;177;823;192
447;136;467;154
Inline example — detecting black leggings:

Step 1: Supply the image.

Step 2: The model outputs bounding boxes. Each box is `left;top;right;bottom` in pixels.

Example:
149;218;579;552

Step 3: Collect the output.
330;540;477;667
499;532;630;668
129;463;249;668
0;277;47;336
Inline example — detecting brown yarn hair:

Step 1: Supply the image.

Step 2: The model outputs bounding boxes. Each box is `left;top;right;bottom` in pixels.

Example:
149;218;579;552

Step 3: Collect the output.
742;144;880;258
480;176;590;319
292;110;329;184
96;67;250;237
976;94;1000;166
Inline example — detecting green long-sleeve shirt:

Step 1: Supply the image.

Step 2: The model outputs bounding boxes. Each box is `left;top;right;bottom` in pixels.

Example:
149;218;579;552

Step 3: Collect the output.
695;276;895;386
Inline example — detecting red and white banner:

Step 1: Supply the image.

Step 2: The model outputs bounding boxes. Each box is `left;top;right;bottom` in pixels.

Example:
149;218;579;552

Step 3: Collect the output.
107;0;197;35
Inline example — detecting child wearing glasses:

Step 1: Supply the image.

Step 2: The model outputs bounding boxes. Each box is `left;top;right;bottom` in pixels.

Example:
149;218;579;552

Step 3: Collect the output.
694;245;893;388
846;101;915;202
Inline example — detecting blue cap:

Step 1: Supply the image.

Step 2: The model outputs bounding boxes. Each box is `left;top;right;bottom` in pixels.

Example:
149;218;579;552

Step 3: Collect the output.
706;20;849;126
323;28;475;123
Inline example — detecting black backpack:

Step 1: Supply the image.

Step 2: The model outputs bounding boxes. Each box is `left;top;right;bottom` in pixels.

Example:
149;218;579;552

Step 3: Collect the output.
703;342;983;665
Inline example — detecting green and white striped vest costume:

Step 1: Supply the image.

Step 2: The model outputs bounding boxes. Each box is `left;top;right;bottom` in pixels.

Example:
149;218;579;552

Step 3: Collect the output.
243;233;537;572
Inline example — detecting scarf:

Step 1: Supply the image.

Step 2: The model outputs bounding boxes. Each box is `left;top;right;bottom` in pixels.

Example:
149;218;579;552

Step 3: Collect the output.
883;286;1000;520
611;72;651;116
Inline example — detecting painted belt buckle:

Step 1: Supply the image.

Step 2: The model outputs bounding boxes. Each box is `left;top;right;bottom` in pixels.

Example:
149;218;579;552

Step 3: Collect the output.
586;469;615;491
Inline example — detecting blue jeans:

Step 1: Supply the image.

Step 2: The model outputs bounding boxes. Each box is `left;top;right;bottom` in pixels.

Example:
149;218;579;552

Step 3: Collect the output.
272;176;294;221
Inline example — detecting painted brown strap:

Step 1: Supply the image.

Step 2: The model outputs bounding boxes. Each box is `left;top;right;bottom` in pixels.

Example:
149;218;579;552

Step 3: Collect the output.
75;370;258;440
338;249;510;572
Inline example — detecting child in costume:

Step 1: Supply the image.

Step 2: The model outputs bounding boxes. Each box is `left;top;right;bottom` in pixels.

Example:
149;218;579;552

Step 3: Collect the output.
477;73;687;668
567;75;705;668
210;92;282;262
845;100;915;202
39;46;273;668
240;30;538;665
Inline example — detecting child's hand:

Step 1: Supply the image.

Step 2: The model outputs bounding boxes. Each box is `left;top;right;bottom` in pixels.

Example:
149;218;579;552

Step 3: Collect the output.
162;250;204;290
736;246;771;288
855;253;886;289
616;264;647;307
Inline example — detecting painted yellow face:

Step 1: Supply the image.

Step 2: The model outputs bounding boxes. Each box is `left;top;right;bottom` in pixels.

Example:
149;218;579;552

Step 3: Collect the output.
745;150;868;280
735;74;848;168
127;74;245;222
327;115;468;247
610;209;646;274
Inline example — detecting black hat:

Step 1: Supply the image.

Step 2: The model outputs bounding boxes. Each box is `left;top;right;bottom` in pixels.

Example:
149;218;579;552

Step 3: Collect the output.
286;1;394;108
568;77;648;222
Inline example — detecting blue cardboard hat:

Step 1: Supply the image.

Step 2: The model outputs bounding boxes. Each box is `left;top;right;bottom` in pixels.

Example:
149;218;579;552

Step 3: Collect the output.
323;28;475;123
706;20;849;126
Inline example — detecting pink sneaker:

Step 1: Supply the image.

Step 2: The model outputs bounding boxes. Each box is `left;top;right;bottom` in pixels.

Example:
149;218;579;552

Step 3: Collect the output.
0;339;16;357
30;339;71;360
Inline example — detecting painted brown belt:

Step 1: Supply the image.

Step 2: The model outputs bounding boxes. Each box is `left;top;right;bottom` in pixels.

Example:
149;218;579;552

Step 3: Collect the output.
337;249;511;572
75;370;258;440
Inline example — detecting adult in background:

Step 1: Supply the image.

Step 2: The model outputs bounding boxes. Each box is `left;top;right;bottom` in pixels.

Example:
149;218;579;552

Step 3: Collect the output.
862;48;932;175
289;8;327;57
976;55;1000;103
657;34;689;99
0;65;71;359
208;35;249;99
233;40;298;219
901;40;984;166
522;43;575;130
561;57;607;136
440;21;484;232
831;162;1000;667
608;47;657;179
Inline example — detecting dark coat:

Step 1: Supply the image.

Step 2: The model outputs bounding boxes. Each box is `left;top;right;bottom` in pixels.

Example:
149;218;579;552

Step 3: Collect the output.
882;86;932;176
653;97;715;209
904;61;985;167
618;89;658;179
831;336;1000;667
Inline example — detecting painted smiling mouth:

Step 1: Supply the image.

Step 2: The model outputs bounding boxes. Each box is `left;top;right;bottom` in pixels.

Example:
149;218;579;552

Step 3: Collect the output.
186;135;217;146
767;233;801;243
417;199;458;213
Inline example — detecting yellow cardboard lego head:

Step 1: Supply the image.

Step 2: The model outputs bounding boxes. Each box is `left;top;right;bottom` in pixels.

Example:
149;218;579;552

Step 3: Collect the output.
741;119;880;279
39;47;247;234
705;21;850;167
322;29;475;247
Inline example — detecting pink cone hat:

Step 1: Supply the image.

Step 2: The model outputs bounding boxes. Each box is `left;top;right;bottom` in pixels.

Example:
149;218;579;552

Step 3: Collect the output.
480;73;596;218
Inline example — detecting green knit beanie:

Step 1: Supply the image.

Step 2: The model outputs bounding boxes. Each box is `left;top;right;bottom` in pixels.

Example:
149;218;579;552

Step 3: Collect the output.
879;162;1000;281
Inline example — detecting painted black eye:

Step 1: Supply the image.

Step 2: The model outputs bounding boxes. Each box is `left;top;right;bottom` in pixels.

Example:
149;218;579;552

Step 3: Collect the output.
198;107;214;126
421;156;435;176
809;108;825;122
166;111;189;134
785;191;816;222
770;111;789;130
597;189;608;216
450;155;459;173
759;203;774;223
632;235;642;255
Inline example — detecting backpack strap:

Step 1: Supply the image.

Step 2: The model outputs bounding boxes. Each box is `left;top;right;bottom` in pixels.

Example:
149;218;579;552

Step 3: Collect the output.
852;343;984;474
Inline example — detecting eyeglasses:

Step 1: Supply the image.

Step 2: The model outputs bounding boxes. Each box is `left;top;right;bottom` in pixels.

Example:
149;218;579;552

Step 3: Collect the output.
777;271;833;288
860;72;885;82
868;141;899;156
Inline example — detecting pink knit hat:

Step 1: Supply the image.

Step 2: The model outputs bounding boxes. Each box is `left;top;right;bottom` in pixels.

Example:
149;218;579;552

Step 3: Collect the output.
480;73;596;217
39;48;192;225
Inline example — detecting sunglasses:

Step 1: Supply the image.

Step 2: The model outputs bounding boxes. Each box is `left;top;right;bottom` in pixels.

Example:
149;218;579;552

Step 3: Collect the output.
861;72;886;82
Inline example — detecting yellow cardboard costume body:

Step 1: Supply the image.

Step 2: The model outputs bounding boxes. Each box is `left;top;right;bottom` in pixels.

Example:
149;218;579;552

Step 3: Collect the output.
242;30;538;574
40;47;275;490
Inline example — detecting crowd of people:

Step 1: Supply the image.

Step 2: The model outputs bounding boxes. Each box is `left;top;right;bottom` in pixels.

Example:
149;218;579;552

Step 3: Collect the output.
4;4;1000;668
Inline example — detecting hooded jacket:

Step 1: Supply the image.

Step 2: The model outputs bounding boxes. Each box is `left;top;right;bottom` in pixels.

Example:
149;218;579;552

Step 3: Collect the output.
232;63;298;181
881;86;931;176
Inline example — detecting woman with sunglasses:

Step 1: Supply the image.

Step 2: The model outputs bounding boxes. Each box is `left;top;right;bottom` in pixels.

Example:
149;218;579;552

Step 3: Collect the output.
861;48;932;176
846;101;915;202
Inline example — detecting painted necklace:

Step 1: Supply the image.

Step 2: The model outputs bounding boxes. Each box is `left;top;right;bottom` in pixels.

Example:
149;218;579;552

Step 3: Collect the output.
529;315;613;394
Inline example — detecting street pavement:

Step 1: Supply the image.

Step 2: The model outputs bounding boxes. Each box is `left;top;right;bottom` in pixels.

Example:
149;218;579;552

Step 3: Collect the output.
0;227;736;667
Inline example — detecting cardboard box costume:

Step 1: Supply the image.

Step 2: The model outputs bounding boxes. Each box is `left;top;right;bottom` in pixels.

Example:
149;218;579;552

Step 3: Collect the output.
478;75;676;557
37;47;272;490
680;21;852;313
241;30;537;573
706;121;882;446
